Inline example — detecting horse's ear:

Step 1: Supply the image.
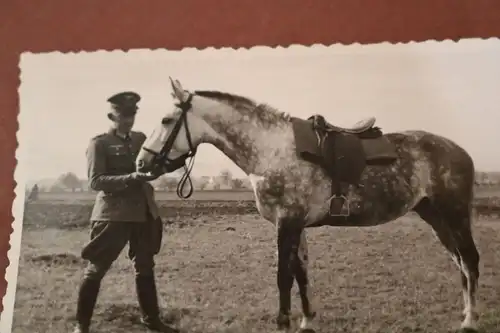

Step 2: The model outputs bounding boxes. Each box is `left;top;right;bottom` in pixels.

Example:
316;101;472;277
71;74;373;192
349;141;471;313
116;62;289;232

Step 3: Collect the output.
169;77;186;101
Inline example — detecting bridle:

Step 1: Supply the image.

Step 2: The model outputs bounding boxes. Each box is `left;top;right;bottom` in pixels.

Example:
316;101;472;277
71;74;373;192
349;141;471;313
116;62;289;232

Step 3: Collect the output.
141;92;198;199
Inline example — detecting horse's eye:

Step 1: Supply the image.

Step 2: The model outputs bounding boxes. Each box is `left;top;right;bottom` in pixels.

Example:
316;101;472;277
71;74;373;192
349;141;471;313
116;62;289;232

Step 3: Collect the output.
162;117;173;125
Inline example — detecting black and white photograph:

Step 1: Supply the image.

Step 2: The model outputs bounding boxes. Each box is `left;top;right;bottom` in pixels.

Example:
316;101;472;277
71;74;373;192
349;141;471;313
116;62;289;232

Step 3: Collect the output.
3;39;500;333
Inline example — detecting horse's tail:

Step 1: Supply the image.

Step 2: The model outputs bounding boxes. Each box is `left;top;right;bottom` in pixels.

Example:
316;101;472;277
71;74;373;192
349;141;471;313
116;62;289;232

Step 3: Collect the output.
465;148;476;226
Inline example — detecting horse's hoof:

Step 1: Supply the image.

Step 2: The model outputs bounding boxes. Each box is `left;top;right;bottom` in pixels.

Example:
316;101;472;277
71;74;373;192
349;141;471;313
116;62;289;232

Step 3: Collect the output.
458;328;478;333
458;321;478;333
276;317;291;331
457;327;479;333
277;322;291;331
297;329;316;333
459;317;478;333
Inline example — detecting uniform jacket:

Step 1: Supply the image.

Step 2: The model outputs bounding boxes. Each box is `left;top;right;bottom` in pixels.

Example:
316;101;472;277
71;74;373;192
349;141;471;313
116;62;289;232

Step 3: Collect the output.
86;128;160;222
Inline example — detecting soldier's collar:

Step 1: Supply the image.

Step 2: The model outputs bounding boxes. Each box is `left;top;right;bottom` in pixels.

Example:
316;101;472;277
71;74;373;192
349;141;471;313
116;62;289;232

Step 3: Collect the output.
109;128;131;141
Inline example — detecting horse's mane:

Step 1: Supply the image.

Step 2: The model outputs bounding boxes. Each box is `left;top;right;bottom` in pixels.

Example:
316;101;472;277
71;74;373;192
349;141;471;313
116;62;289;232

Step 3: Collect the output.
194;90;292;123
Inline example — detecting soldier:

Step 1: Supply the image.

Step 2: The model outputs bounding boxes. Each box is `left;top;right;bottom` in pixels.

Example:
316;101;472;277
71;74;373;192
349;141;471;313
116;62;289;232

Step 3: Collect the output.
72;92;179;333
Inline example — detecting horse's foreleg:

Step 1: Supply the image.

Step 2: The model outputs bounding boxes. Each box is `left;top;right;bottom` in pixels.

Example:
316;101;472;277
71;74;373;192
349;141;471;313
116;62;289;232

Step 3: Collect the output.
293;229;316;332
276;221;301;331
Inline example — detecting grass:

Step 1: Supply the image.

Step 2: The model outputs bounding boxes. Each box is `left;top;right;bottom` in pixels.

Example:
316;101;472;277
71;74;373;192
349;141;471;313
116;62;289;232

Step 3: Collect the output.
33;190;256;203
11;204;500;333
31;186;500;203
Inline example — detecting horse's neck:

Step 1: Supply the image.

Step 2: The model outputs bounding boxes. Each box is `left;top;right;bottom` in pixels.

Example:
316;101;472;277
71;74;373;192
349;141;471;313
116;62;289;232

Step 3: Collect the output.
200;102;291;176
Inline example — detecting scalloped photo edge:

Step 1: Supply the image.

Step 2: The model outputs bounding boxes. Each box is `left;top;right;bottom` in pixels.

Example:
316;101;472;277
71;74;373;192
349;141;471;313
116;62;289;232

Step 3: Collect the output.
3;38;500;333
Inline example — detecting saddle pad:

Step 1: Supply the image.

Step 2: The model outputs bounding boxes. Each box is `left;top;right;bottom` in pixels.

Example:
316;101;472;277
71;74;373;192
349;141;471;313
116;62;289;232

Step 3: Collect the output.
361;137;398;164
291;117;322;158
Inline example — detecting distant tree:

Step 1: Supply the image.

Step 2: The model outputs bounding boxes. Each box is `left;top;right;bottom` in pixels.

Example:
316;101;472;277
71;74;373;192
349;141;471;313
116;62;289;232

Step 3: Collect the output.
49;183;66;192
80;179;90;192
197;176;211;190
231;178;244;189
219;169;233;187
38;185;48;192
474;171;500;187
56;172;82;192
27;184;39;202
474;172;484;186
241;178;253;189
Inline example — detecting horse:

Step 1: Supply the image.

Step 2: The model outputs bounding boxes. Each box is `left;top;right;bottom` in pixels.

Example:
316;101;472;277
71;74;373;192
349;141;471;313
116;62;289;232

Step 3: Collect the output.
135;77;480;333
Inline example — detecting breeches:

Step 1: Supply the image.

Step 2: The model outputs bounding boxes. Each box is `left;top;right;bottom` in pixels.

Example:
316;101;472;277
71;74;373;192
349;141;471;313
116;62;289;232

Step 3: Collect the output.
80;216;163;281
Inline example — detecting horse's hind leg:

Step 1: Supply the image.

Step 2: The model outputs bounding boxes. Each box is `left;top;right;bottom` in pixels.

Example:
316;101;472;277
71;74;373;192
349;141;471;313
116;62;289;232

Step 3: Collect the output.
454;219;480;330
414;198;480;331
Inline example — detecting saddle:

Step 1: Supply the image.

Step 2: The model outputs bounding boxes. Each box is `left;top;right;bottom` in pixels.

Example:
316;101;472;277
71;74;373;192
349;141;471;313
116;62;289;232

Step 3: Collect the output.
291;114;398;217
316;116;377;134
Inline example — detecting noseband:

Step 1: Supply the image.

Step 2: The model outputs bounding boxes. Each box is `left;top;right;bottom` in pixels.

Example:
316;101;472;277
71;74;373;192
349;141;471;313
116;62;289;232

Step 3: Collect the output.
141;93;198;198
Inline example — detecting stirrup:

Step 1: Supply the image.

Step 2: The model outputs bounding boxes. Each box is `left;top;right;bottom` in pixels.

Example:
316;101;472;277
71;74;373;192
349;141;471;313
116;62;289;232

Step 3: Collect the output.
328;194;350;216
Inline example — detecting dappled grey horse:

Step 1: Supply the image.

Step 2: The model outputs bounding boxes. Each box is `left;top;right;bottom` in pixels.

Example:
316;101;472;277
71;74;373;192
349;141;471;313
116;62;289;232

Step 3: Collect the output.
135;78;480;332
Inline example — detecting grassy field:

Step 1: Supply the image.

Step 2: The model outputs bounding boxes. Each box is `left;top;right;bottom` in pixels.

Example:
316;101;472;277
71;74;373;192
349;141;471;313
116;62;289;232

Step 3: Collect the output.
11;191;500;333
33;190;256;203
30;186;500;203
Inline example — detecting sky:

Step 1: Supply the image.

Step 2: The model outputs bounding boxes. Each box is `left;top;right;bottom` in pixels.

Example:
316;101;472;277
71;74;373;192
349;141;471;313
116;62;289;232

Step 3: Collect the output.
17;38;500;184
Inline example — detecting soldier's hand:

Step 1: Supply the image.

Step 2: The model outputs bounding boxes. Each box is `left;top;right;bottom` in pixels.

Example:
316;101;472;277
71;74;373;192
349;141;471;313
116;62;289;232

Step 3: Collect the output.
130;171;161;182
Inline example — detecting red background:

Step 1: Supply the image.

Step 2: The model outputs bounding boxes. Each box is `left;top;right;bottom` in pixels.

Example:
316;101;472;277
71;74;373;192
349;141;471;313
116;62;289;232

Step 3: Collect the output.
1;0;500;314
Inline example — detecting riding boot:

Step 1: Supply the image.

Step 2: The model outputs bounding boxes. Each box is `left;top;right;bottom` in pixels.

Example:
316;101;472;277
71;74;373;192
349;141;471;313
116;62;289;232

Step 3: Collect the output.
135;275;179;333
72;278;101;333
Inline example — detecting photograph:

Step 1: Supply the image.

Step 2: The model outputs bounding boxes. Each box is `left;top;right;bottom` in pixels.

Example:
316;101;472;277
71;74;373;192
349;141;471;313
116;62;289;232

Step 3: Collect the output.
3;38;500;333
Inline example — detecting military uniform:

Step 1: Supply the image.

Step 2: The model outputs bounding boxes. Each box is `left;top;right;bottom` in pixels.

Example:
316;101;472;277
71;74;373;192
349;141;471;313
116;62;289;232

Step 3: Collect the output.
73;92;178;333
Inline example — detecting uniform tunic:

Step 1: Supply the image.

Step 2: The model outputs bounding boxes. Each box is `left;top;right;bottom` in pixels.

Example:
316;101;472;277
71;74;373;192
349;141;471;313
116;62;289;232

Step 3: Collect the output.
81;128;163;280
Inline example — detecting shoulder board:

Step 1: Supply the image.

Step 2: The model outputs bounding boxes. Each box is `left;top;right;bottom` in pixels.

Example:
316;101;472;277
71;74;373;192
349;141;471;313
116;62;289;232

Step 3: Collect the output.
90;133;108;141
131;130;146;138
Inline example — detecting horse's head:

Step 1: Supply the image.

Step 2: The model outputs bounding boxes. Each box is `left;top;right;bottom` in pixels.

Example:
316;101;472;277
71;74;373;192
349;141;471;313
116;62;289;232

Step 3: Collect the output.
137;77;289;186
135;77;210;175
